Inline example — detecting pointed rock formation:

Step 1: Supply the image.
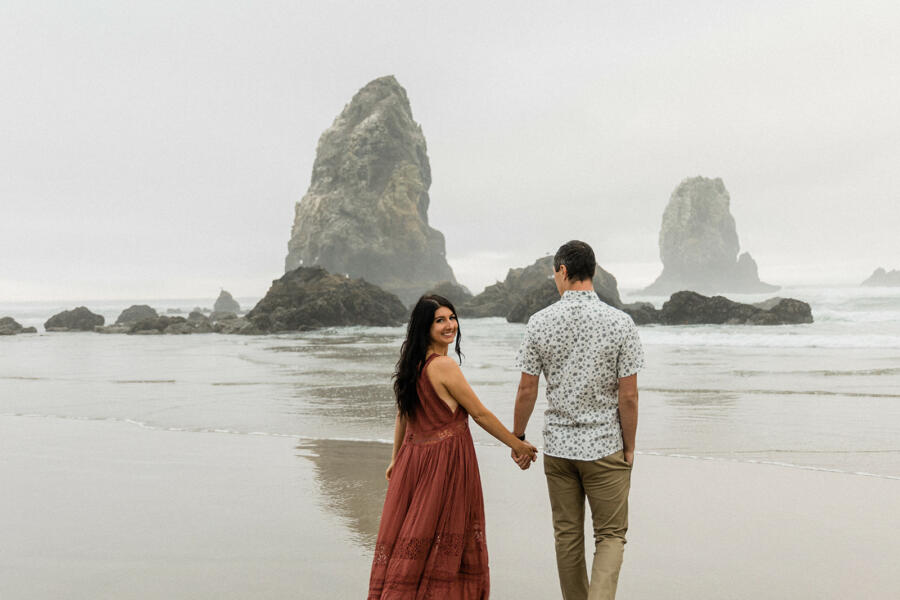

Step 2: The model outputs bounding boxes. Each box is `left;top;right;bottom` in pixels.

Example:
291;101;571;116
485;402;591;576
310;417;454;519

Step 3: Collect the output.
643;177;778;295
285;76;456;305
214;290;241;313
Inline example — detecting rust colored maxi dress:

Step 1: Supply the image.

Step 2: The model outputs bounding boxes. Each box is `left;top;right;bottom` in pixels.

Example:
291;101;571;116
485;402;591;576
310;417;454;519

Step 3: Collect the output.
367;354;489;599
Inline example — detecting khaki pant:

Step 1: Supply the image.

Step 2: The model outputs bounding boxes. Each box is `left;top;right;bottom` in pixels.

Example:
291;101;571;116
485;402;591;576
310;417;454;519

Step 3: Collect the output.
543;451;632;600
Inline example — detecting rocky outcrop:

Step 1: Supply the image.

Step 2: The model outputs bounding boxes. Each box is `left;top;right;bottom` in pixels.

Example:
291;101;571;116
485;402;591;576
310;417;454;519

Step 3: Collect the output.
862;268;900;286
44;307;104;332
247;266;407;332
652;291;812;325
284;76;456;305
214;290;241;313
114;312;253;335
115;305;158;325
621;302;661;326
643;177;778;295
0;317;36;335
463;256;623;323
424;281;473;308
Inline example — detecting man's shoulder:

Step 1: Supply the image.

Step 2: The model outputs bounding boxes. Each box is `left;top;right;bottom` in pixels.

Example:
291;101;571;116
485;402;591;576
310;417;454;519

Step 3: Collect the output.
526;300;564;327
600;303;637;327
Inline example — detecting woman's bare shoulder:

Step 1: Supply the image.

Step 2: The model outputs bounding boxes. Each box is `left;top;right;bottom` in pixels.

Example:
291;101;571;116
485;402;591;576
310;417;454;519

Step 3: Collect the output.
428;355;461;375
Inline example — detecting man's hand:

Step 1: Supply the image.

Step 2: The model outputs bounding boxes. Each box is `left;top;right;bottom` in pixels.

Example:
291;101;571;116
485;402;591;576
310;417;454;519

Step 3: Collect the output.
623;449;634;466
511;448;533;470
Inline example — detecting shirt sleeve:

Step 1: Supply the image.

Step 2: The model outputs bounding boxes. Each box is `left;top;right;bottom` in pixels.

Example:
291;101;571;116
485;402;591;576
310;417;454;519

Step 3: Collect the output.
616;318;644;379
515;320;543;376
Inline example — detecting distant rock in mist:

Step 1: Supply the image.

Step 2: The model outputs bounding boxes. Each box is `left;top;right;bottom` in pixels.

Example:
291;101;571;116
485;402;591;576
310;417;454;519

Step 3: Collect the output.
635;292;813;325
423;281;473;308
462;256;622;323
247;266;407;332
115;305;158;325
214;290;241;313
861;268;900;286
284;75;456;305
643;177;779;295
44;307;104;332
0;317;36;335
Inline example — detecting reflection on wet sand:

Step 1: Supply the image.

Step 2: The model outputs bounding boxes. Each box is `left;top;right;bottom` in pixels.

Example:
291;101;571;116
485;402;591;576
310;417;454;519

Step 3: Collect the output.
297;438;391;548
291;383;396;422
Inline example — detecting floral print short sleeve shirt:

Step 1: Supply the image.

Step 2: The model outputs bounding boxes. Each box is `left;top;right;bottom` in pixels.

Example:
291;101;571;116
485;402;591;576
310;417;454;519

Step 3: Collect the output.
515;290;644;461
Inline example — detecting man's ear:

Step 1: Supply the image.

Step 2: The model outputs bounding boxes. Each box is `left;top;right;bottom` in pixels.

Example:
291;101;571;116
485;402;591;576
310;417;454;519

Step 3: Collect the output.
557;264;568;279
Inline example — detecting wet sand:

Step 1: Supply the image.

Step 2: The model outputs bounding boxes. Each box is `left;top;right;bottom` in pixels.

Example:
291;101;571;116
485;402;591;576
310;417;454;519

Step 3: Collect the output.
1;415;897;599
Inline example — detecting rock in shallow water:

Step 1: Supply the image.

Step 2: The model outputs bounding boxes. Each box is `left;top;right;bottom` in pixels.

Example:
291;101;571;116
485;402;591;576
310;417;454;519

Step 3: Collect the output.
214;290;241;313
115;305;158;325
44;307;104;331
247;266;407;332
0;317;36;335
462;256;622;323
658;291;813;325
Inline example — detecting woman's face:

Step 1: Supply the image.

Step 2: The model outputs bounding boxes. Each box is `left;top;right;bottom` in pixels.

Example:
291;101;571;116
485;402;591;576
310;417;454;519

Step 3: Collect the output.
429;306;458;347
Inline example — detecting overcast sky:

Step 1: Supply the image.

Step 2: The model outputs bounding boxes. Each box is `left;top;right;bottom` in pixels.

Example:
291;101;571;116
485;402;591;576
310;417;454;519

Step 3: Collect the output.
2;1;898;301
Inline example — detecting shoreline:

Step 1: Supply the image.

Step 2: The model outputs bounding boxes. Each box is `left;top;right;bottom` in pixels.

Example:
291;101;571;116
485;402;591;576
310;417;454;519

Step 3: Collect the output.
2;415;898;599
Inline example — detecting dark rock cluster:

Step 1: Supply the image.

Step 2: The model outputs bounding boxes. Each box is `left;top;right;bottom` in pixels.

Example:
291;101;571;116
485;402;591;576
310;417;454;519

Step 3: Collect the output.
44;307;104;332
246;266;407;332
462;256;622;323
0;317;37;335
635;291;813;325
116;305;158;325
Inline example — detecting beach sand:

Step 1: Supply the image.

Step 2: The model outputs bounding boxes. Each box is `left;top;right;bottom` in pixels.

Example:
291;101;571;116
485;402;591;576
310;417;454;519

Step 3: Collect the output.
1;415;897;599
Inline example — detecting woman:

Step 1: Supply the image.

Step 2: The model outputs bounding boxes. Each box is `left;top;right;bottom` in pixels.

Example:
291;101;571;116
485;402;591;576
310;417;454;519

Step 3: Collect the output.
367;295;538;599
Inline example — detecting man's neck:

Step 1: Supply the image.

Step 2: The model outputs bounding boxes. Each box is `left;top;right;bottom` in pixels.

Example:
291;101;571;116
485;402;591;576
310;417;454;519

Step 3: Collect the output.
561;279;594;293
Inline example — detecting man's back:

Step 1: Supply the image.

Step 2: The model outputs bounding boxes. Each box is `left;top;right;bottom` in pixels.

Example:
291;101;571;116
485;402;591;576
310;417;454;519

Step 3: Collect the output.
516;290;643;461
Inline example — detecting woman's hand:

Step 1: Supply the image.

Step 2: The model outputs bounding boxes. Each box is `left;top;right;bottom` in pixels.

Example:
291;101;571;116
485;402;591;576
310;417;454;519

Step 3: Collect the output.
513;439;538;463
385;460;396;481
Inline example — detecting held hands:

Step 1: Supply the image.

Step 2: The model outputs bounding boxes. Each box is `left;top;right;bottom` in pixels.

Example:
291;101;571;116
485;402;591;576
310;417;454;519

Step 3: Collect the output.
511;439;538;470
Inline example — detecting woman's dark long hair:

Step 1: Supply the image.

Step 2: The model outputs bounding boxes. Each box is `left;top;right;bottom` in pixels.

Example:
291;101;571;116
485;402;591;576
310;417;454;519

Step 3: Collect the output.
393;294;463;418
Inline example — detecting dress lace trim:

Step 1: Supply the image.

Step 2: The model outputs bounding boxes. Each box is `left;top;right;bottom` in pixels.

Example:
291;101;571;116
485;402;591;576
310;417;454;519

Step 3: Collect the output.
405;419;468;445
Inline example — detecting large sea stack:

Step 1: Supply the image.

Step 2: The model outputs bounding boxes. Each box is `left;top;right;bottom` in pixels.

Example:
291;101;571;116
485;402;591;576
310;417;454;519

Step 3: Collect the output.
643;177;778;295
285;76;456;305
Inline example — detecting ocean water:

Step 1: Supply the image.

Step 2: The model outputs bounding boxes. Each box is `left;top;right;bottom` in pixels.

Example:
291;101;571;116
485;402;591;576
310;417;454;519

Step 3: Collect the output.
1;286;899;478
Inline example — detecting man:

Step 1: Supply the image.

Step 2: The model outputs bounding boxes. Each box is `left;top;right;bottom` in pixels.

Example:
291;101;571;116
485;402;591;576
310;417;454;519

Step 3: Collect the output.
512;240;643;600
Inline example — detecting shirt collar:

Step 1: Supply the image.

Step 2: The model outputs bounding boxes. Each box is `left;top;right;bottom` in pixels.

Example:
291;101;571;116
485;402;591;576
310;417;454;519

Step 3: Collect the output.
560;290;598;303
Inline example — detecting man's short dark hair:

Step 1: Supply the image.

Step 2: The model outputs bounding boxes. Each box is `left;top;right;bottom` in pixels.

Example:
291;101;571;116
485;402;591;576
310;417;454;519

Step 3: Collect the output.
553;240;596;282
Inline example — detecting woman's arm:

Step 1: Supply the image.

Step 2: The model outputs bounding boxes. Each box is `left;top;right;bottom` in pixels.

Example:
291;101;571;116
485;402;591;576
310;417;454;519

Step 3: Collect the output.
430;357;537;461
386;411;407;480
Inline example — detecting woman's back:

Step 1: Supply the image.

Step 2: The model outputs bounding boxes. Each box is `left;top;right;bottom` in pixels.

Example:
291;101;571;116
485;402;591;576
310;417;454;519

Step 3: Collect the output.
368;354;489;599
